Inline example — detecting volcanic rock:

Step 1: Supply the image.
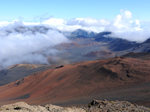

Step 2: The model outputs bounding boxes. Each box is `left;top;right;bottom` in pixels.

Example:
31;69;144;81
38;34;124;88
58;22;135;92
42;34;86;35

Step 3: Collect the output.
0;100;150;112
87;100;150;112
0;102;85;112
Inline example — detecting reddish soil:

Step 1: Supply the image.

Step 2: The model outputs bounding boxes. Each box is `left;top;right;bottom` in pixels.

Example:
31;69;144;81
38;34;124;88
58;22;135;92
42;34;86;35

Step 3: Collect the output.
84;50;115;58
56;42;82;49
0;57;150;107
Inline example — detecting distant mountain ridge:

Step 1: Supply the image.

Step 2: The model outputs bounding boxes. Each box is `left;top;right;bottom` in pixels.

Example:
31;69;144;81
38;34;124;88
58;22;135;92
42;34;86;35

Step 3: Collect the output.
93;31;150;52
2;25;51;35
128;37;150;52
94;31;140;51
4;25;150;53
94;31;114;42
70;29;97;38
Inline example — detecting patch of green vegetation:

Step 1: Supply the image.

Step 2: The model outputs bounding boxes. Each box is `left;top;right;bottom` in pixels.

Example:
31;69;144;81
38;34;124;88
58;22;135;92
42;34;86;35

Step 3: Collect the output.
110;101;115;104
88;103;91;108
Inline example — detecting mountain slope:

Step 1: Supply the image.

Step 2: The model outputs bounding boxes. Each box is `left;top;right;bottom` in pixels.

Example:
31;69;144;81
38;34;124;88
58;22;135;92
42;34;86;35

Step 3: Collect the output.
128;38;150;52
70;29;97;38
94;31;113;42
0;57;150;107
94;31;139;51
122;52;150;60
0;64;53;86
109;38;138;51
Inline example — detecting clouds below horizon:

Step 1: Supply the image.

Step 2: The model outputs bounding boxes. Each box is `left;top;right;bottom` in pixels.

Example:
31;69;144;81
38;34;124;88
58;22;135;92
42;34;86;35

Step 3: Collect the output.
0;25;69;68
0;10;150;68
42;10;150;42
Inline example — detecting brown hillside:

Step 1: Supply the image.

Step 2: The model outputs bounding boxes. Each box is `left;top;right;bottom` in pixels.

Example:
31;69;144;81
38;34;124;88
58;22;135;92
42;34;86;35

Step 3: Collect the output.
0;57;150;107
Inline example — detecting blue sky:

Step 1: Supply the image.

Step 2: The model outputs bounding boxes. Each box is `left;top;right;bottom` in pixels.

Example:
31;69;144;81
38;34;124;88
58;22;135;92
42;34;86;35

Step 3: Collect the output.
0;0;149;21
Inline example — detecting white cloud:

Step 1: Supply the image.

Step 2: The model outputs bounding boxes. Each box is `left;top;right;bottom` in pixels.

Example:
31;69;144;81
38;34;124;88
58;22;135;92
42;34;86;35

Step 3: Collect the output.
104;10;150;42
42;18;65;26
23;22;40;26
124;10;132;19
0;21;10;27
108;10;133;30
109;30;150;42
65;17;109;32
0;24;69;68
135;19;140;26
79;18;110;27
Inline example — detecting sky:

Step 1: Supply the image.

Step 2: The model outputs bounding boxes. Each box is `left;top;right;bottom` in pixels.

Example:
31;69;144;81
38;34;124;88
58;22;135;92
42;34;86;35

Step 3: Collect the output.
0;0;149;21
0;0;150;68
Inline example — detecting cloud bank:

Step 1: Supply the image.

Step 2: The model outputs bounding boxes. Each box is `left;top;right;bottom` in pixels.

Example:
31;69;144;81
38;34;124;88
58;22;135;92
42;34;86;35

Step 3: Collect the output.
1;10;150;43
104;10;150;42
0;24;69;68
17;10;149;43
0;10;150;68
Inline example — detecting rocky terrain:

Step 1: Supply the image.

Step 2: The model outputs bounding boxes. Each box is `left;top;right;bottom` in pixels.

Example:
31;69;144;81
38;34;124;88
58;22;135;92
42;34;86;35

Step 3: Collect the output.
87;100;150;112
0;102;85;112
0;100;150;112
